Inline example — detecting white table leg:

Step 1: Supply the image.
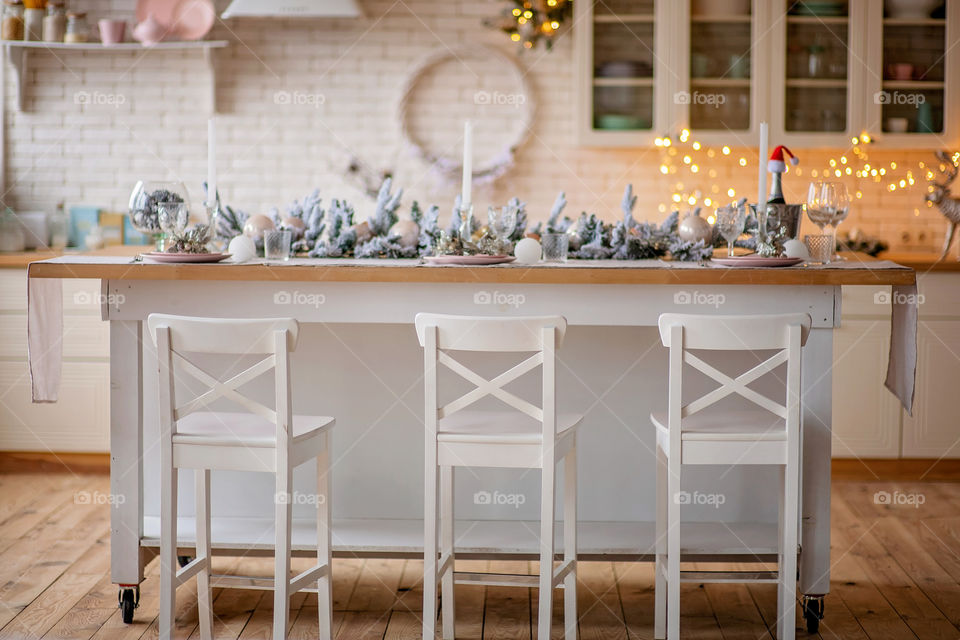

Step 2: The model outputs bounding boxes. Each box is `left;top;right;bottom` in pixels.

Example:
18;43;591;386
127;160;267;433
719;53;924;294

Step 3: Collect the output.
110;319;144;586
799;326;832;596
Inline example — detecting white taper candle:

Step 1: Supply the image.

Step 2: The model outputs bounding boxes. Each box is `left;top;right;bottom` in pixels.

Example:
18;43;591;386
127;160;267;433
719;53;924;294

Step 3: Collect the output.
758;121;768;206
207;117;217;205
461;120;472;207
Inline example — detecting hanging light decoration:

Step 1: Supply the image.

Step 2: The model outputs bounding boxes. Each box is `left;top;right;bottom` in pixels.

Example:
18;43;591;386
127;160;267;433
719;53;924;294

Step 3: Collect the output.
485;0;573;50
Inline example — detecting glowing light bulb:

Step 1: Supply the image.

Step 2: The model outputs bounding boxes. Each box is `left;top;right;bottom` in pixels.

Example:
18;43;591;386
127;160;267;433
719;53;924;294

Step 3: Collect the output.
704;198;713;207
692;141;701;150
551;21;560;28
660;165;669;174
691;165;699;173
707;149;716;158
512;8;522;15
688;196;697;205
672;193;682;203
683;155;691;164
722;146;730;155
840;156;847;164
829;159;837;167
739;157;747;166
727;188;736;197
510;33;521;41
654;137;663;147
663;138;672;147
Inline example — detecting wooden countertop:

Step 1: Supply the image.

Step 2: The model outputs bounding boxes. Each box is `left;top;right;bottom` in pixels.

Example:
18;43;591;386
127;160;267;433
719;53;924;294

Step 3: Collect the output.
0;250;64;268
876;251;960;273
25;247;916;286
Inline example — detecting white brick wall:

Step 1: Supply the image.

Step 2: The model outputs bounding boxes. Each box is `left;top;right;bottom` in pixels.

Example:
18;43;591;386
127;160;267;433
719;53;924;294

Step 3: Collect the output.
1;0;949;252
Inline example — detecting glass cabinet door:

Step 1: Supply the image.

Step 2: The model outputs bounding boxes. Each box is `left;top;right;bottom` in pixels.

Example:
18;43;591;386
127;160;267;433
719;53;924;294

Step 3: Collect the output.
879;1;947;136
783;0;850;133
688;0;752;131
590;0;656;132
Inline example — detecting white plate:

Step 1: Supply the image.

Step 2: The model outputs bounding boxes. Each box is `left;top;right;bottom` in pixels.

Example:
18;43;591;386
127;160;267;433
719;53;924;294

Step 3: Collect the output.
712;256;804;268
423;255;516;266
142;252;231;263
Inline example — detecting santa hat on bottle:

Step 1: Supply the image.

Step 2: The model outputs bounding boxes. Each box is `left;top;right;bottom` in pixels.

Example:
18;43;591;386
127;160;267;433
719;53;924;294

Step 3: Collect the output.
768;145;799;173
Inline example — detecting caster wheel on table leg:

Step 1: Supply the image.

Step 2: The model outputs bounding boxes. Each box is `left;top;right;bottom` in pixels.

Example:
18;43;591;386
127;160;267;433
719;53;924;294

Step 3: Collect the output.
177;555;194;568
118;586;140;624
802;596;824;634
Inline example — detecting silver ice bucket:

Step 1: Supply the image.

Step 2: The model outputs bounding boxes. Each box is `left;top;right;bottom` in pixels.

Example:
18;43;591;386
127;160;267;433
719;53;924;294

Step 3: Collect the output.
749;203;804;255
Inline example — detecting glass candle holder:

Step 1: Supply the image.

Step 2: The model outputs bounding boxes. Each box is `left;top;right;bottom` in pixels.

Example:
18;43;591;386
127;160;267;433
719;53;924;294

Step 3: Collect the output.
264;229;292;261
541;233;569;262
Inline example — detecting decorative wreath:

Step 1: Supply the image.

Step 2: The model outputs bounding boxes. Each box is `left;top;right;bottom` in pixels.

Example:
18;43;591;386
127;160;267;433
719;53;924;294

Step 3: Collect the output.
397;44;536;187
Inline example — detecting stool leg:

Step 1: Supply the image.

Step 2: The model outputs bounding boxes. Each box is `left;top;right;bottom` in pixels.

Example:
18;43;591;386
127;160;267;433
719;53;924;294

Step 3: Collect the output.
440;465;455;640
781;463;799;640
317;436;333;640
563;447;578;640
274;465;293;640
195;469;213;640
159;464;178;640
538;457;556;640
654;443;667;640
666;464;681;640
423;443;439;640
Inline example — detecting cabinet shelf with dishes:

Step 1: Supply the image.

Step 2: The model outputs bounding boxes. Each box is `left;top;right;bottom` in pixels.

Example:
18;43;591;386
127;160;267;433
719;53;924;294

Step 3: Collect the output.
1;39;228;113
574;0;960;148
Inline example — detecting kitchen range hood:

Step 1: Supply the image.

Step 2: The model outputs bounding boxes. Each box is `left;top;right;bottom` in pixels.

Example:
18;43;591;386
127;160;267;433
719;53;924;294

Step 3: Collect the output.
221;0;362;18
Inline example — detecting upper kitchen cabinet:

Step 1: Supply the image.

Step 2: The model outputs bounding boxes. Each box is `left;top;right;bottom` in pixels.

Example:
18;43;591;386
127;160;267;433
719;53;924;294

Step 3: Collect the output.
574;0;673;146
768;0;868;147
862;0;959;148
670;0;771;144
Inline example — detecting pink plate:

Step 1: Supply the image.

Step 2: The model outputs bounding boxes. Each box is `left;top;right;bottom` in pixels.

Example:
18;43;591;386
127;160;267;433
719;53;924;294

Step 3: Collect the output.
142;252;231;263
171;0;215;40
423;255;516;266
135;0;179;27
712;256;805;267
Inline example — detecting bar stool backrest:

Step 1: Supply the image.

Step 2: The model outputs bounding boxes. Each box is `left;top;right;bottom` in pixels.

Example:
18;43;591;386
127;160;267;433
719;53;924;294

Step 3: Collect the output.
415;313;567;438
147;314;299;440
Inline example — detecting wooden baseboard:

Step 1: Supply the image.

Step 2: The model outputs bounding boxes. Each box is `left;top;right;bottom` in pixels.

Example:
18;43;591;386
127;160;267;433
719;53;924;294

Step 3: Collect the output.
0;451;110;474
832;458;960;482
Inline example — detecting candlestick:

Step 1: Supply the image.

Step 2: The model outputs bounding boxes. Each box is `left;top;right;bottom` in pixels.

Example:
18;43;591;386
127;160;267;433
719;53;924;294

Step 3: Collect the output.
461;120;472;207
758;121;768;207
207;117;217;205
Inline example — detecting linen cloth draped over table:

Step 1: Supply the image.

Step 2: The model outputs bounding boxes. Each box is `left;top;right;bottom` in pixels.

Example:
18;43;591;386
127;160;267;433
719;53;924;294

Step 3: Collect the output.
25;257;917;414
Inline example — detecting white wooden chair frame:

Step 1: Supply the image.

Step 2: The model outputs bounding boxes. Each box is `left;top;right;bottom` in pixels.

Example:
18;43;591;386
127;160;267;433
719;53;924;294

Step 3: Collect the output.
653;313;810;640
416;314;580;640
150;314;334;640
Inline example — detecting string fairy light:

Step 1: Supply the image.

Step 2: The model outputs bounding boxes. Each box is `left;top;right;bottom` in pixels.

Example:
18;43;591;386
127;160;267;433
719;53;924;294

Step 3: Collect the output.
652;128;943;217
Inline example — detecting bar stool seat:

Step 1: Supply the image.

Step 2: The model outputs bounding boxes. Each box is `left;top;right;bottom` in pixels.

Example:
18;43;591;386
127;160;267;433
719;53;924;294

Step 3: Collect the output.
176;411;334;447
650;409;787;440
438;410;582;444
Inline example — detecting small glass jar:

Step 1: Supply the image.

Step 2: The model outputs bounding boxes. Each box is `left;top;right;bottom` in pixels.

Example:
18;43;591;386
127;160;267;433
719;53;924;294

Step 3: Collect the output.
64;10;87;43
2;1;24;41
42;2;66;42
0;209;26;252
23;5;40;39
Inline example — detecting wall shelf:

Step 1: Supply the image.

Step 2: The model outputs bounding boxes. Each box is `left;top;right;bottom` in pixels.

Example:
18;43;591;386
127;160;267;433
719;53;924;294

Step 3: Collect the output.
1;39;228;113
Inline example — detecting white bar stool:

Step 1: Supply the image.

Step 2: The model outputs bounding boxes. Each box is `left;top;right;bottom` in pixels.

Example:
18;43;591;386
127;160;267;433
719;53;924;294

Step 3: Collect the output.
652;313;810;640
149;314;335;640
415;313;582;640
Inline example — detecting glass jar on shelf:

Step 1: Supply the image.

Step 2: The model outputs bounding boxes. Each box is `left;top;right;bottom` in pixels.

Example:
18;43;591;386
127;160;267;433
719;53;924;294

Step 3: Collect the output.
42;1;66;42
64;11;88;43
2;1;24;41
22;0;41;40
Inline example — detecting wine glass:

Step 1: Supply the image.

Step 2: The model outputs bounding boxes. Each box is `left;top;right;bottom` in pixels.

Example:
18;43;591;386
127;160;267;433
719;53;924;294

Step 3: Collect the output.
715;203;746;257
806;181;849;258
488;203;518;253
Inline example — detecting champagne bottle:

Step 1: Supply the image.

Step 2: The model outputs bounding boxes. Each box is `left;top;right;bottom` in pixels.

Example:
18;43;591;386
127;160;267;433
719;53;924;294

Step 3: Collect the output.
768;171;785;204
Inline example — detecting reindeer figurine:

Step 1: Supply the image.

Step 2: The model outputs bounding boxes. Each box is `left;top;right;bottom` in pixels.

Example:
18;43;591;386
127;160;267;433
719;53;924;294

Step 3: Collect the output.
926;150;960;260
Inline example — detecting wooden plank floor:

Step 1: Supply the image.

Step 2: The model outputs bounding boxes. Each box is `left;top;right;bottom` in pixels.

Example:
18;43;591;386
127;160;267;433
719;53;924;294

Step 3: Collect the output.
0;467;958;639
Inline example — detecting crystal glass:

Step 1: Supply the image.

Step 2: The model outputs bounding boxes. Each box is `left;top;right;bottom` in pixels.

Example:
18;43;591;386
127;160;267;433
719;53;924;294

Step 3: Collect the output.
541;233;569;262
807;181;849;260
488;203;519;254
264;229;292;260
715;203;747;257
128;180;190;248
804;234;833;265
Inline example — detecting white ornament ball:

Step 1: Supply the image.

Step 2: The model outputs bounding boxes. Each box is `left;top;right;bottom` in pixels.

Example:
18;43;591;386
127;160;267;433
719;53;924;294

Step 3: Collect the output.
782;239;810;260
678;211;713;244
514;237;541;264
389;219;420;249
228;234;257;263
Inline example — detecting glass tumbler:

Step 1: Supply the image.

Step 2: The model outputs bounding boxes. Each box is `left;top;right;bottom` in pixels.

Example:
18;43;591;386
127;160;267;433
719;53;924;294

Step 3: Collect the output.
264;229;292;260
541;233;569;262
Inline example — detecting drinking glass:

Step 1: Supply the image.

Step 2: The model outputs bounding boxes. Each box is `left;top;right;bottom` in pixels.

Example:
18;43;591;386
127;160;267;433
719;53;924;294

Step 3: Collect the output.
541;233;569;262
807;181;849;259
715;203;746;256
488;203;518;252
264;229;292;260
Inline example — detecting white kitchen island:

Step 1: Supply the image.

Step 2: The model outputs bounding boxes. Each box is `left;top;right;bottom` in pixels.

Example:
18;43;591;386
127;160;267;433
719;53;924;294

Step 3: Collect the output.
27;252;916;629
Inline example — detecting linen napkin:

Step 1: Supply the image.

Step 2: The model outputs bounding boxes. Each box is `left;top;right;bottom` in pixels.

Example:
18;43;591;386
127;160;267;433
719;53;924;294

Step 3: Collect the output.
26;264;62;403
884;283;918;415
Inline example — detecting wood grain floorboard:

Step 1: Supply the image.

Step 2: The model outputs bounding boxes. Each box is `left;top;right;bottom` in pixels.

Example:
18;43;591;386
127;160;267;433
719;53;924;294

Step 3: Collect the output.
0;470;957;639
